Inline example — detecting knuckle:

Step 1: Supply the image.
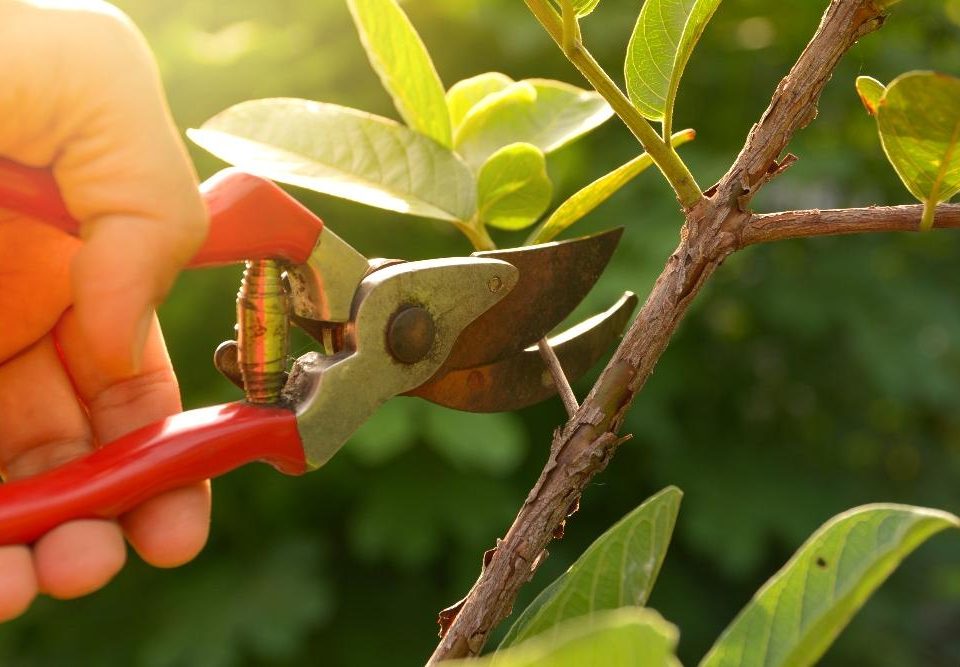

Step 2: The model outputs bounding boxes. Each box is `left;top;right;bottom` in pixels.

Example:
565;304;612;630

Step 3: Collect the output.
89;367;178;419
2;437;93;481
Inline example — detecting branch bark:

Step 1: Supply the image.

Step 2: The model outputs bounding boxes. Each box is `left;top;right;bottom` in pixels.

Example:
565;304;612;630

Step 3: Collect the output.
428;1;906;661
740;204;960;246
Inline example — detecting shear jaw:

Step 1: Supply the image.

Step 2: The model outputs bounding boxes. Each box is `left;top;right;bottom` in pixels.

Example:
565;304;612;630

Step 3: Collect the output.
285;257;518;470
285;226;370;323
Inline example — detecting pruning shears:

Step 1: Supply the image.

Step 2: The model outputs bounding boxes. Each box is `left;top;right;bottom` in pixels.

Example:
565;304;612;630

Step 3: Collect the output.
0;158;636;546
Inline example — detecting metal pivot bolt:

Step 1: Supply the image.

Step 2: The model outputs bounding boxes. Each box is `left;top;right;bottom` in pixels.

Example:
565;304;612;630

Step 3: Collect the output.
237;259;289;403
387;305;436;364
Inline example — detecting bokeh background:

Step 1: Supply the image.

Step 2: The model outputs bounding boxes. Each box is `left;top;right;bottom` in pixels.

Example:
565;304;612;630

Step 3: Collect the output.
3;0;960;664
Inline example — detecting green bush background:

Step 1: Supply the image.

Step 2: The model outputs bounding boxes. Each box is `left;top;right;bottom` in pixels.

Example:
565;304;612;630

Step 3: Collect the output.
3;1;960;664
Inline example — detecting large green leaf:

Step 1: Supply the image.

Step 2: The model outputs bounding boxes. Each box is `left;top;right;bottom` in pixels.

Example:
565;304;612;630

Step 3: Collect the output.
700;504;960;667
454;79;613;170
527;129;695;244
501;486;682;648
625;0;723;130
189;98;476;222
855;76;885;116
346;0;452;147
875;71;960;230
449;609;679;667
477;143;553;231
447;72;514;132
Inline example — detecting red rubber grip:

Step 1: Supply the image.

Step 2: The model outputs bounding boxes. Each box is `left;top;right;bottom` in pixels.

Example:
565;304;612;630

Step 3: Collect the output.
0;158;324;266
0;403;306;545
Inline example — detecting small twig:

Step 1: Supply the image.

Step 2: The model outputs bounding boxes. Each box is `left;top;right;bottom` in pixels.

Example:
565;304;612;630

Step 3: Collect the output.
740;204;960;246
537;338;579;417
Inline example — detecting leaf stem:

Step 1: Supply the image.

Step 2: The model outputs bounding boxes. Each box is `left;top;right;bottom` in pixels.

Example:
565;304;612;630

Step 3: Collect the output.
921;199;937;231
457;218;497;251
560;0;581;57
523;0;703;209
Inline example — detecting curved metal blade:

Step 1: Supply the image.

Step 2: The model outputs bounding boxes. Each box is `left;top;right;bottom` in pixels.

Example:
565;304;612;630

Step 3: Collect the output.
406;291;638;412
439;227;624;371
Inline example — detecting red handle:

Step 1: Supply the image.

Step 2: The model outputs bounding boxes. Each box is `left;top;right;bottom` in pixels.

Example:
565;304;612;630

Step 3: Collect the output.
0;403;306;545
0;158;324;266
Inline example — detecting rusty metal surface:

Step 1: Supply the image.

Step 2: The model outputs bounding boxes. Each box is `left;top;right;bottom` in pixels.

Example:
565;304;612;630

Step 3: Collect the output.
407;291;638;412
439;227;623;372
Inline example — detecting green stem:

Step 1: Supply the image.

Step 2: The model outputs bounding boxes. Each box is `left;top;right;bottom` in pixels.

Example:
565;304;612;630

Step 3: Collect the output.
456;218;497;251
524;0;703;209
921;199;937;232
560;0;581;56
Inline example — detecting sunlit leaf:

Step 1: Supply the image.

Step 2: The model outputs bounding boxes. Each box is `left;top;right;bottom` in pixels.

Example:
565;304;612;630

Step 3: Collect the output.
875;71;960;230
454;79;613;170
189;98;476;222
625;0;723;129
527;129;695;244
501;487;682;648
450;609;679;667
346;0;451;146
447;72;514;132
477;143;552;230
550;0;603;18
855;76;885;116
700;504;960;667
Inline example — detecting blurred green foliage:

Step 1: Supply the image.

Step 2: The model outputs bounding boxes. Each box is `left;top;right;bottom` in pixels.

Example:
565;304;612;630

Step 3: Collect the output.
3;1;960;665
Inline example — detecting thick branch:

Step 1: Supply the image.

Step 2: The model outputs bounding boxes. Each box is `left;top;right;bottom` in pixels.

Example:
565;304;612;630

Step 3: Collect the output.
741;204;960;246
428;1;891;661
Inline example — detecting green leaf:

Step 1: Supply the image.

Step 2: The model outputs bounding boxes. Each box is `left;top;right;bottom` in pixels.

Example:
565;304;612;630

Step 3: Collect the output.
477;143;553;230
188;98;476;222
550;0;603;18
875;71;960;230
454;79;613;170
425;407;526;475
855;76;885;116
501;486;682;648
449;609;679;667
447;72;514;132
625;0;723;132
700;504;960;667
527;128;696;244
346;0;452;147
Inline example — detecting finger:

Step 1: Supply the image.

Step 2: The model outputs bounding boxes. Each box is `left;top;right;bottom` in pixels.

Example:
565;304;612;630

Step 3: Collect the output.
0;336;126;600
33;520;126;600
0;218;77;366
56;310;211;568
0;547;36;622
0;3;207;380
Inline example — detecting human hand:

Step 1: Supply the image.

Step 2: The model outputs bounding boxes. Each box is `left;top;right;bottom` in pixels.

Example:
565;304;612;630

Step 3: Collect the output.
0;0;210;619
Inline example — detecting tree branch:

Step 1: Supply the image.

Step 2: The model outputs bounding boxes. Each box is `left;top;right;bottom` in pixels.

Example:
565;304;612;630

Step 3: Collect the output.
740;204;960;246
428;1;894;661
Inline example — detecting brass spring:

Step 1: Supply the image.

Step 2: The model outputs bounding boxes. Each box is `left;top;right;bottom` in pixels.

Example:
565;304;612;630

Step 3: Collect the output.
237;259;289;404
